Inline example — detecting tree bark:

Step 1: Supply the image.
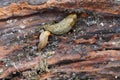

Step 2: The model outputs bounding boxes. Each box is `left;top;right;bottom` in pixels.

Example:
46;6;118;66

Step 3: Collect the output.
0;0;120;19
0;0;120;80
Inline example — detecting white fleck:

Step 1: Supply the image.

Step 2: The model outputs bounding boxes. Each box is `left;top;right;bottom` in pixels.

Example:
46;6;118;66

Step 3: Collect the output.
33;46;37;50
100;22;104;26
17;36;20;39
41;23;46;25
111;42;116;45
5;64;8;67
30;30;35;33
19;24;26;29
22;20;28;24
73;29;76;32
110;58;114;61
99;37;103;41
36;52;41;56
9;32;14;35
6;19;17;24
43;51;55;58
18;30;22;33
113;22;116;25
0;68;3;74
115;76;118;79
109;25;113;27
6;20;13;24
13;72;17;74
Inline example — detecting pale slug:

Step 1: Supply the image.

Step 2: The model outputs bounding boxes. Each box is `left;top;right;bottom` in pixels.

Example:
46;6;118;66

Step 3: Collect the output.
38;31;51;52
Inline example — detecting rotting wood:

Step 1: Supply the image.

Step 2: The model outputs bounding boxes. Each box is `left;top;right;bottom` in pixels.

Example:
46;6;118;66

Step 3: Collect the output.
0;50;120;79
0;0;120;19
0;12;120;79
0;0;120;80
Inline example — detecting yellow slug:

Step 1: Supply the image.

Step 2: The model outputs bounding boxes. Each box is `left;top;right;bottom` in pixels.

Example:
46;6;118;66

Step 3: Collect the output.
43;14;77;35
38;31;51;52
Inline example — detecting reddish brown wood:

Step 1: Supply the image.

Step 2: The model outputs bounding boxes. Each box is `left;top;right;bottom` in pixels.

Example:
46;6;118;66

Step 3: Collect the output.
0;0;120;19
0;0;120;80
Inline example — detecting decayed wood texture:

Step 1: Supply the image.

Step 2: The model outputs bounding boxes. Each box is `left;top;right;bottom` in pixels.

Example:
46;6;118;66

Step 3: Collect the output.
0;0;120;80
0;0;120;19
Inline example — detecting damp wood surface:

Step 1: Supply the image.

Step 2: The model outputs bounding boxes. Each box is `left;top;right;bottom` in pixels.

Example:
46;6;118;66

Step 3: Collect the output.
0;0;120;80
0;0;120;19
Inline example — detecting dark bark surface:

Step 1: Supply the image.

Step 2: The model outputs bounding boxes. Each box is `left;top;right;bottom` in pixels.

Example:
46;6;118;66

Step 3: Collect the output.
0;0;120;80
0;0;120;19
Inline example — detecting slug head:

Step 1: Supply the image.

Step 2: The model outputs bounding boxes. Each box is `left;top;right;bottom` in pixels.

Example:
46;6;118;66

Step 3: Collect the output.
65;14;77;27
67;14;77;20
44;31;51;36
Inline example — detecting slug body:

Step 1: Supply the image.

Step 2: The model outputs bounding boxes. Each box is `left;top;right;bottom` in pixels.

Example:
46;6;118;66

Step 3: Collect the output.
43;14;77;35
38;31;51;52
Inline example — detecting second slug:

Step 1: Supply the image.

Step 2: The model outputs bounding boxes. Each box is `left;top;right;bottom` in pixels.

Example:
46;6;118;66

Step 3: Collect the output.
38;31;51;52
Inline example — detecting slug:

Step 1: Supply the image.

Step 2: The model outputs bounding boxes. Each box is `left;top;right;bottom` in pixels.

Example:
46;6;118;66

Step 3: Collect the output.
38;14;77;52
38;31;51;52
43;14;77;35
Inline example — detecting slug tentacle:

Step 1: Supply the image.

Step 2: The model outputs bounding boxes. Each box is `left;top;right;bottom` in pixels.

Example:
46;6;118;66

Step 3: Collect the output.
43;14;77;35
